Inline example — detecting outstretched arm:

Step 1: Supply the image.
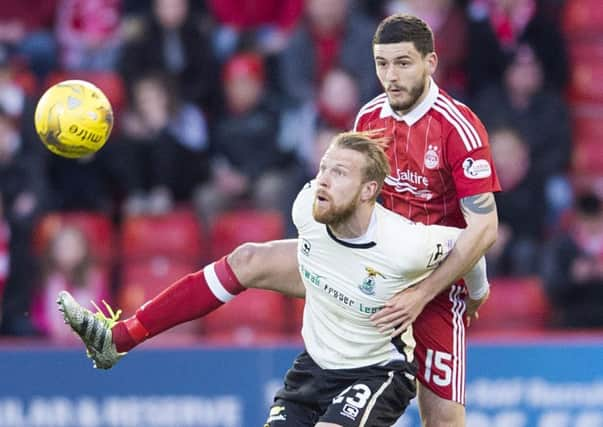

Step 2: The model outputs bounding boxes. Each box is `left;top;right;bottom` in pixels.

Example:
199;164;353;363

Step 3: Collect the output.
371;192;498;335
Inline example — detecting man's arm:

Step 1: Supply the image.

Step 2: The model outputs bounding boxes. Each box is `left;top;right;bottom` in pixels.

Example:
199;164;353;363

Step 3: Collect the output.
371;192;498;335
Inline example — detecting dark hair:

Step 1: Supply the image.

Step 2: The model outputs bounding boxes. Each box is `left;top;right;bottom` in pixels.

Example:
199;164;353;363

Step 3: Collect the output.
373;14;434;56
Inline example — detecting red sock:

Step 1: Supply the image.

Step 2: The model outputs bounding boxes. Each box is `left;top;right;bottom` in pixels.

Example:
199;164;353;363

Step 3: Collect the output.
112;257;245;352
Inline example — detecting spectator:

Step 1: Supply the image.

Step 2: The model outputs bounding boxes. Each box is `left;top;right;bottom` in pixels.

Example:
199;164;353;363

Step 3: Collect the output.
206;0;303;57
119;71;210;216
467;0;568;94
384;0;469;98
488;127;544;276
119;0;219;113
542;193;603;328
54;0;122;70
45;145;130;213
0;111;46;335
0;201;9;327
31;226;110;340
0;53;28;120
0;0;57;78
195;52;303;233
473;43;572;227
279;67;361;175
278;0;377;106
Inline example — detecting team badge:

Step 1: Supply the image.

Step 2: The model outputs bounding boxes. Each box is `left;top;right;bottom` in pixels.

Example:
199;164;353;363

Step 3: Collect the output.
359;267;385;295
424;145;439;169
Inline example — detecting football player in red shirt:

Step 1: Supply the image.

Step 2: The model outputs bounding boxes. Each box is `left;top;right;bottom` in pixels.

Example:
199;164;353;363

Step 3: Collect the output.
355;15;499;425
59;13;498;427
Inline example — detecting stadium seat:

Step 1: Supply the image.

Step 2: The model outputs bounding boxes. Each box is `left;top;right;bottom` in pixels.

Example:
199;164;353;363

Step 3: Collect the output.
33;211;115;264
121;208;207;263
201;288;289;344
572;141;603;176
571;108;603;145
287;296;305;336
43;70;126;113
567;44;603;103
563;0;603;39
12;68;38;97
209;209;285;259
469;276;552;333
117;256;198;320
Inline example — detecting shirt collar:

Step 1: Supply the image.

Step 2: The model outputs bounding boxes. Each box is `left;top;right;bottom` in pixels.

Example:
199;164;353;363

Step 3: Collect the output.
379;78;439;126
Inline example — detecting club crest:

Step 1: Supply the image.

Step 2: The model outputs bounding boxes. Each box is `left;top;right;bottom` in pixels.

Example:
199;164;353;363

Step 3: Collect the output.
424;145;439;169
359;267;385;295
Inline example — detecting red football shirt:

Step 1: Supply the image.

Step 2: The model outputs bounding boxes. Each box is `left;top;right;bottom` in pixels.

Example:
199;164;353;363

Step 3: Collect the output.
354;79;501;228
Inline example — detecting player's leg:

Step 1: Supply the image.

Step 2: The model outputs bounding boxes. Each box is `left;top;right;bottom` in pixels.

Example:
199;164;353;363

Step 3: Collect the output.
417;384;464;427
413;284;467;427
58;239;302;368
229;239;305;296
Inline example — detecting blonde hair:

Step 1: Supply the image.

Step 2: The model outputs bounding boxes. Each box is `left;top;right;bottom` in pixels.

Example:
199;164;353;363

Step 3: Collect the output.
330;131;390;200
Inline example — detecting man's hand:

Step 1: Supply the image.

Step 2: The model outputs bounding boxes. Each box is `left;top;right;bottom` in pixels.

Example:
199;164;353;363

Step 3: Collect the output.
370;285;430;337
465;288;490;327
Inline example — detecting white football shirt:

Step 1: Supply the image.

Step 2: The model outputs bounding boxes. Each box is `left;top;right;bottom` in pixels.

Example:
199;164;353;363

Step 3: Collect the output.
292;180;463;369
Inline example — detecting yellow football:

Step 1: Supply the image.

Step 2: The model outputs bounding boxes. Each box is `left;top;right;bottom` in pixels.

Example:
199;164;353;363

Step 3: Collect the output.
34;80;113;158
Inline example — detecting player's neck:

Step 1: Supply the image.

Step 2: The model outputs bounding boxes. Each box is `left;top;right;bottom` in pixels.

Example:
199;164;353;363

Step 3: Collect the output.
329;203;376;240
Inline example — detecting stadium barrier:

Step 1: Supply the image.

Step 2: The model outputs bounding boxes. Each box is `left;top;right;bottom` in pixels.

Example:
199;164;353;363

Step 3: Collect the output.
0;335;601;427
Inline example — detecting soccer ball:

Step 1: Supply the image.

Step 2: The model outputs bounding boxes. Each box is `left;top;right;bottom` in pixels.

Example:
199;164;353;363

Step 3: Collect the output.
34;80;113;158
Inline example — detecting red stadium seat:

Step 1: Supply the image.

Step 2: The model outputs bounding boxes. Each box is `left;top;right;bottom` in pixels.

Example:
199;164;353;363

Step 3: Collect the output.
210;209;285;259
567;43;603;103
286;296;305;337
117;256;198;320
33;212;115;264
43;70;126;113
571;108;603;145
202;288;289;344
12;69;38;97
121;208;207;262
469;276;551;333
572;141;603;175
563;0;603;39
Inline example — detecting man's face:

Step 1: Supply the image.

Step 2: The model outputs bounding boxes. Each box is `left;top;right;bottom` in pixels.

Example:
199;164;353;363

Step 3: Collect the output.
373;42;435;113
313;146;366;225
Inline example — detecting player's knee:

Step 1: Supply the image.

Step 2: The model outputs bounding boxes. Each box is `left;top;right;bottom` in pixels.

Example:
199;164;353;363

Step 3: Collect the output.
420;404;465;427
228;242;270;288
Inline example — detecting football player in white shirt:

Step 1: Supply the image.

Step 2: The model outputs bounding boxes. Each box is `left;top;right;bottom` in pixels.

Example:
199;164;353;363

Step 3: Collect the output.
265;132;488;426
58;131;488;426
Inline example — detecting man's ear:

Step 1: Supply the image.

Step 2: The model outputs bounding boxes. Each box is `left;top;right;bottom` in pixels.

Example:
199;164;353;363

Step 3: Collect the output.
362;181;379;202
426;52;438;76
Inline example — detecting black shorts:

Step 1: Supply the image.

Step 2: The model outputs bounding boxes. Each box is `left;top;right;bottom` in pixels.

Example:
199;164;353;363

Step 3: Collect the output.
264;351;417;427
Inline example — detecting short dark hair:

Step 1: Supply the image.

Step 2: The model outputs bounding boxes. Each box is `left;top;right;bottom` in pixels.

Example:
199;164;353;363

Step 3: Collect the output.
373;14;434;56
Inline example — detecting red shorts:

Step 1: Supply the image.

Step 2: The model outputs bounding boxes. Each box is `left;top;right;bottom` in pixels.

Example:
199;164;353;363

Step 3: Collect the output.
413;284;467;404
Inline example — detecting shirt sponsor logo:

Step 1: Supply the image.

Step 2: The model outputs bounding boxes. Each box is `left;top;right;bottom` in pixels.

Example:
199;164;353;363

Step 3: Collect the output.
424;145;440;169
462;158;492;179
301;239;311;256
341;404;359;420
384;168;433;200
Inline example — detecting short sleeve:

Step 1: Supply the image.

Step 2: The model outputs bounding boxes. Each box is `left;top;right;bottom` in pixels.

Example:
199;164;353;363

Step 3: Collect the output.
445;106;501;199
397;221;462;277
292;180;315;234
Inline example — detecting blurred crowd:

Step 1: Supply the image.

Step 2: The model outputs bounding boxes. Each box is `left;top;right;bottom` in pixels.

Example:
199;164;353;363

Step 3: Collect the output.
0;0;602;340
